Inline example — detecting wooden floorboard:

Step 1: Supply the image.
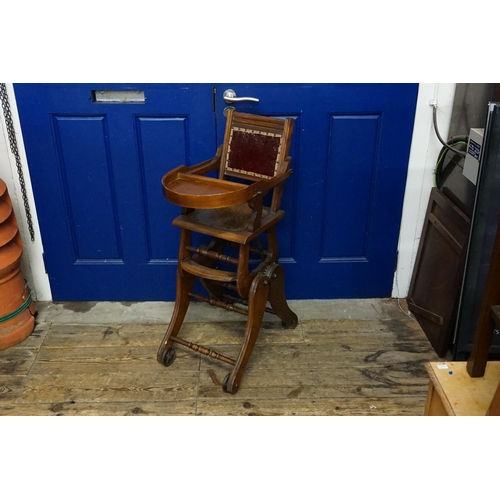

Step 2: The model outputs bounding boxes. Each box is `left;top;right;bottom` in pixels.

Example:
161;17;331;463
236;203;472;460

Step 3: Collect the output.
0;400;196;416
196;397;428;416
0;302;443;416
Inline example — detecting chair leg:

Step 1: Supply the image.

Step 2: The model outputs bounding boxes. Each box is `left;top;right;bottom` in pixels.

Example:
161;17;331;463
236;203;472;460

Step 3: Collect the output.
268;263;298;329
157;269;195;367
222;273;270;394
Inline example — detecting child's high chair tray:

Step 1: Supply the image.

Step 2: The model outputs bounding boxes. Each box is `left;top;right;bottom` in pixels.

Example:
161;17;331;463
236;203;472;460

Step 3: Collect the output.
161;166;288;210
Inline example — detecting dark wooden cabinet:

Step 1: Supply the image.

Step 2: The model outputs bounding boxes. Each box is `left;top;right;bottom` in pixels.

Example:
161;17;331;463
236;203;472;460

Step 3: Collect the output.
407;188;471;357
453;103;500;359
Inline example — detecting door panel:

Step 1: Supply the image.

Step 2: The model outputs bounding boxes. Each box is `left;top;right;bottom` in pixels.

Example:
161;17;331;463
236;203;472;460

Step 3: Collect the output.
53;114;122;261
322;113;379;259
15;83;418;300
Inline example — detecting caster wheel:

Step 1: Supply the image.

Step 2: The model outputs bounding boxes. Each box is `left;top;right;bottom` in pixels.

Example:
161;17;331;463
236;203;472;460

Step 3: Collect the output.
159;347;176;367
222;373;239;394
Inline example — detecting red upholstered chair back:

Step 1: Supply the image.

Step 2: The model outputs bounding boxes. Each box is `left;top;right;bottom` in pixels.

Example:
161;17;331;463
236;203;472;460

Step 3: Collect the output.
220;110;294;182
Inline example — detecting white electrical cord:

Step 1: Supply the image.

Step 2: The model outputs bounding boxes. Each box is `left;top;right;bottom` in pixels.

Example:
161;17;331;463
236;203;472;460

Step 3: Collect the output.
394;264;418;323
431;103;466;158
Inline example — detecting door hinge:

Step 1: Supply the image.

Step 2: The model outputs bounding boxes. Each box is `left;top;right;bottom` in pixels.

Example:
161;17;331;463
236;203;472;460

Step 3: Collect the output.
212;86;216;112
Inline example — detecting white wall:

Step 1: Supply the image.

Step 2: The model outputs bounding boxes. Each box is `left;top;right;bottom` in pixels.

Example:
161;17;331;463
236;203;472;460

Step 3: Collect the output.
0;84;50;300
0;83;455;302
392;83;456;298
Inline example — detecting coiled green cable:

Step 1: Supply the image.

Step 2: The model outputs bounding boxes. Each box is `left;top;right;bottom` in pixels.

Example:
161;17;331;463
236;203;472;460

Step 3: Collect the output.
0;287;33;324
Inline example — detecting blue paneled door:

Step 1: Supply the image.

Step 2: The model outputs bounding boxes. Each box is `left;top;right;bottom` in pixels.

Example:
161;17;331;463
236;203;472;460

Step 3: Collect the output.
14;83;418;300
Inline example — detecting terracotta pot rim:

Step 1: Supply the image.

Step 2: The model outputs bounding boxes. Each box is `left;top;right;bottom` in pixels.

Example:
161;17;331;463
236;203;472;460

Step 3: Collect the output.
0;260;23;283
0;220;19;248
0;201;13;225
0;315;36;350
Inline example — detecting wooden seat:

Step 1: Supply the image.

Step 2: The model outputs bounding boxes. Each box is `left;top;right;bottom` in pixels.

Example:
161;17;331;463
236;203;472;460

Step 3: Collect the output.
157;110;298;394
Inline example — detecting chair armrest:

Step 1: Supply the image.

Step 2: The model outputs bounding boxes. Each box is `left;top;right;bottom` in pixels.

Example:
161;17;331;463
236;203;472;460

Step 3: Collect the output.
161;147;222;183
244;170;292;231
276;156;292;176
162;157;292;210
250;169;293;195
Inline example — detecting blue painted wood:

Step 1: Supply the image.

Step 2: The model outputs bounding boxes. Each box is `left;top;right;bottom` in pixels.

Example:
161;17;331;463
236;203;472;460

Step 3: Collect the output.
135;116;190;261
53;115;122;261
14;84;216;300
215;84;418;298
15;83;418;300
322;114;380;259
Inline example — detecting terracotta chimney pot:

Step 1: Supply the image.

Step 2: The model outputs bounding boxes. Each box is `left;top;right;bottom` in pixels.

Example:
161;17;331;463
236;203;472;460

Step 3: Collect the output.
0;179;37;350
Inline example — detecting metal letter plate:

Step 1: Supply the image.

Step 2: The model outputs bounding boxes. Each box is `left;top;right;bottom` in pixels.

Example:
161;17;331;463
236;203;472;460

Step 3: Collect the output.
92;90;145;103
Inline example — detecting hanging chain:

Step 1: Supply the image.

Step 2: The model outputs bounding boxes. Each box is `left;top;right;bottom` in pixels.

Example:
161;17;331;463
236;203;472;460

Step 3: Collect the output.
0;83;35;241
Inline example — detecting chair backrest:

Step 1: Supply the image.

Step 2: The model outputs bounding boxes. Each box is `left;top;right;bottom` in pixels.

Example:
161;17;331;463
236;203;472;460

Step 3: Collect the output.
220;110;295;182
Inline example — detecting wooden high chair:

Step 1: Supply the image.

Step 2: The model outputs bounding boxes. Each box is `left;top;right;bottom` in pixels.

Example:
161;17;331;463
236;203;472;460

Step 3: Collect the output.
157;110;298;394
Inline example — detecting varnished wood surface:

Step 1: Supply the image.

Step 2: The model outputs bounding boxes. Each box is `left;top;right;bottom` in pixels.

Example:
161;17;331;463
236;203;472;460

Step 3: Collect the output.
0;301;442;415
425;361;500;416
